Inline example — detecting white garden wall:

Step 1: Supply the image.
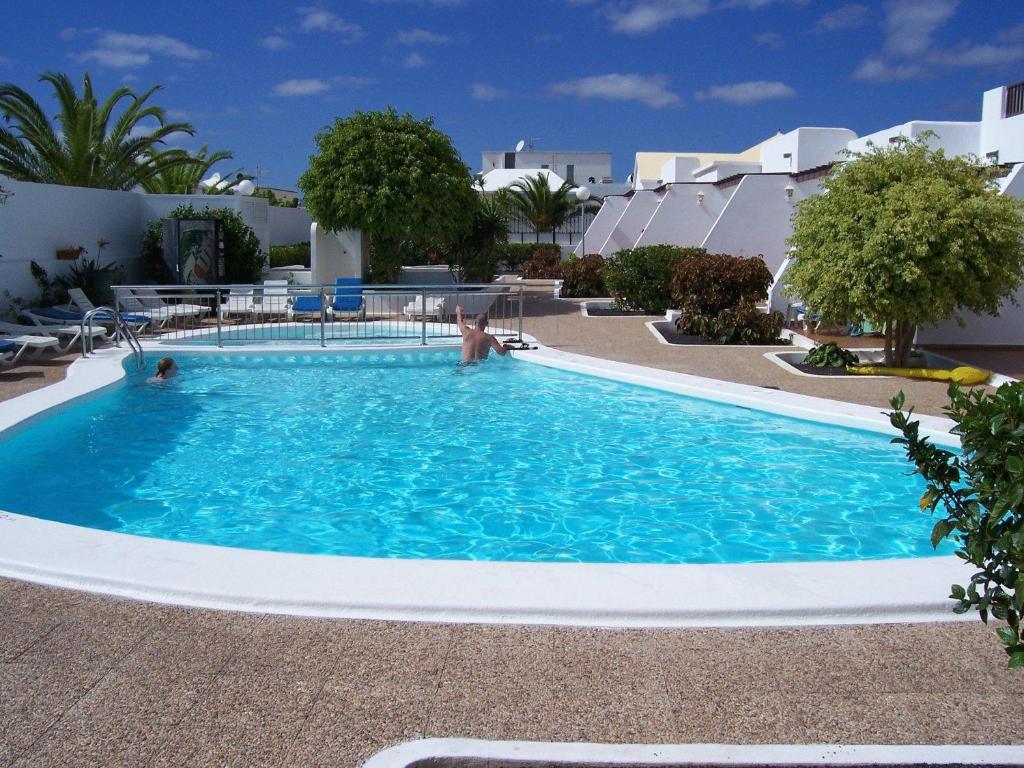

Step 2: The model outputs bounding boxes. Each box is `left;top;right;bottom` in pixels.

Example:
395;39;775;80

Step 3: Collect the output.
573;196;627;257
269;206;314;246
598;190;662;256
635;183;731;248
0;178;144;306
0;178;305;311
700;174;815;275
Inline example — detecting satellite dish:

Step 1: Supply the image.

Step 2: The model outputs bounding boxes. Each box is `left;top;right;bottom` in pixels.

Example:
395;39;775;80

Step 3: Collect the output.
627;173;634;185
515;139;525;152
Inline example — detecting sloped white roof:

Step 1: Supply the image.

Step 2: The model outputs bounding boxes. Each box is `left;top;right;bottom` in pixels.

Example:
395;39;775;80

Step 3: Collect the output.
479;168;567;193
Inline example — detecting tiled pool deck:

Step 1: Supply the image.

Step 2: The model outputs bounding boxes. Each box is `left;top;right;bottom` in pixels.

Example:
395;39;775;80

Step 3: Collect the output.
1;290;1022;766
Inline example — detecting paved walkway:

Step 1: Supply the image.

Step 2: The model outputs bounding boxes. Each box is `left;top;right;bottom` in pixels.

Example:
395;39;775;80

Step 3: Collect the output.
1;297;1023;767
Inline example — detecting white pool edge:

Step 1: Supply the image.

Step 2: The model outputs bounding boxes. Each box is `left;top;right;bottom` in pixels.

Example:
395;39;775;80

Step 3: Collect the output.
362;738;1024;767
0;341;970;627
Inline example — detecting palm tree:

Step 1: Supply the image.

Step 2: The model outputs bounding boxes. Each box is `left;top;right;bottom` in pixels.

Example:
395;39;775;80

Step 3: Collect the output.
0;71;196;190
142;145;245;195
506;173;576;243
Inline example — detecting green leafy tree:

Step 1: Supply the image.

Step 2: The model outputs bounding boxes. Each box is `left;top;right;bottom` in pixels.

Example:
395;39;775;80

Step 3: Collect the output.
448;191;511;282
786;136;1024;367
142;145;244;195
890;383;1024;668
0;71;195;190
299;108;476;282
507;173;576;243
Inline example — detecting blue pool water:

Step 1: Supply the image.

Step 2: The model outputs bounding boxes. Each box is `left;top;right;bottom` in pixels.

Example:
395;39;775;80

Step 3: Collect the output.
0;352;952;564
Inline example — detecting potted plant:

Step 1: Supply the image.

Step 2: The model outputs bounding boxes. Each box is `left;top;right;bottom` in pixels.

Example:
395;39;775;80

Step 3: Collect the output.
56;245;87;261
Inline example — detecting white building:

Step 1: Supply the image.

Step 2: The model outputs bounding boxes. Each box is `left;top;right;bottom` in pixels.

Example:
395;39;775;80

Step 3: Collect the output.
584;81;1024;347
481;149;612;186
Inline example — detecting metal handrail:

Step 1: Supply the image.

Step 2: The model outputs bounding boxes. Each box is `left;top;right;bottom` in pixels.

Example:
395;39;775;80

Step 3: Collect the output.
81;306;143;368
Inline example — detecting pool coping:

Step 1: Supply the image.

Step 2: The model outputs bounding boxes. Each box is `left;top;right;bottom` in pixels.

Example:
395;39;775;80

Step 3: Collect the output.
0;340;971;628
361;738;1024;767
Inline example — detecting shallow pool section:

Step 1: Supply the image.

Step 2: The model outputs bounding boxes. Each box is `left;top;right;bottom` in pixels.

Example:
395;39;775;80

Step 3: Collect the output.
0;351;951;564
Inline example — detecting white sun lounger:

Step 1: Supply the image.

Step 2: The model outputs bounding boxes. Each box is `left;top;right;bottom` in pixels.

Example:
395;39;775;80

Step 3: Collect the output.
130;287;211;319
258;280;291;318
218;287;259;321
403;296;446;321
0;334;60;366
0;321;106;354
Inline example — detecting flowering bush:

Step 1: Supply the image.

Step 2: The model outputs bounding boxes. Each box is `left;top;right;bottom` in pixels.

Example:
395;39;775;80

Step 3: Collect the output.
560;254;606;298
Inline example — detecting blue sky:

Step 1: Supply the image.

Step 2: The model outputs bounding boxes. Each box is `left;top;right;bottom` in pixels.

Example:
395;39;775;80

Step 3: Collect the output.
1;1;1022;189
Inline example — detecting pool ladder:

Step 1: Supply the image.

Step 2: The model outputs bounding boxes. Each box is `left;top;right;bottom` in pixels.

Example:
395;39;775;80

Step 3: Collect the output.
81;307;143;369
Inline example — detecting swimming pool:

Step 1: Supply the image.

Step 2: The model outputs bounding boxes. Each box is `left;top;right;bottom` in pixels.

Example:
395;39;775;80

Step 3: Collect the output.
0;350;951;565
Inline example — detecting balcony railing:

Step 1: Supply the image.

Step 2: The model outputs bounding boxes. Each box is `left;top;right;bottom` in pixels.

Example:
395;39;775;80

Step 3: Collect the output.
1006;81;1024;118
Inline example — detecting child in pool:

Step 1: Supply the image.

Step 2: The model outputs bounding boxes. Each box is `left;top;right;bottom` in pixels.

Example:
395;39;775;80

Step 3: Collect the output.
147;357;177;383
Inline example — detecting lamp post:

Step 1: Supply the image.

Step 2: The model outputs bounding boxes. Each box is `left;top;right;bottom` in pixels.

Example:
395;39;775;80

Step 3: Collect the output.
575;185;591;256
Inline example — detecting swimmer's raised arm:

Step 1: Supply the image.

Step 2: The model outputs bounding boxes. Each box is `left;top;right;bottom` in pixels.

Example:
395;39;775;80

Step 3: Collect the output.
455;304;471;337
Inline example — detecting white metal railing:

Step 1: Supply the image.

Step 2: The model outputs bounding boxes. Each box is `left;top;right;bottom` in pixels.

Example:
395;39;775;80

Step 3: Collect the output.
113;283;527;348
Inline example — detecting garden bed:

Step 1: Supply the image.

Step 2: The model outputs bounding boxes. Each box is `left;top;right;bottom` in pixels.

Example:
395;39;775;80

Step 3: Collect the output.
581;301;653;317
649;321;791;347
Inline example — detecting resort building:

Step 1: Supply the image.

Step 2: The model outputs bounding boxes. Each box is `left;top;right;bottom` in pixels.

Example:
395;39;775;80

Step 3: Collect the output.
584;80;1024;347
480;148;612;185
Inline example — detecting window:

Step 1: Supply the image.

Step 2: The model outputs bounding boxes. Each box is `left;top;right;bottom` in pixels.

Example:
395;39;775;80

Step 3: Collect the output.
504;152;516;169
1006;81;1024;118
566;164;575;182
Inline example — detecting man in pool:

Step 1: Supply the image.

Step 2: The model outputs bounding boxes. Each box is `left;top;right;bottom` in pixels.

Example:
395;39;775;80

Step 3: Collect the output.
147;357;177;383
455;305;512;363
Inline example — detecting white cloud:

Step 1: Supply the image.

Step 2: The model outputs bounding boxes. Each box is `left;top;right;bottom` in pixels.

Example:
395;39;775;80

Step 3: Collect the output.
852;0;1021;82
815;3;869;32
297;7;364;41
938;43;1024;69
999;24;1024;43
73;31;211;69
694;80;796;105
549;73;681;108
605;0;710;35
470;83;509;101
754;31;783;50
261;35;291;51
881;0;959;58
76;49;152;68
401;52;428;68
390;29;451;46
852;56;924;82
273;78;331;96
272;75;371;96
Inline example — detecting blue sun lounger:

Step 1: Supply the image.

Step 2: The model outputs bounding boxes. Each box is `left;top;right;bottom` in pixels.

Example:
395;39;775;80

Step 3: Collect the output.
331;278;365;318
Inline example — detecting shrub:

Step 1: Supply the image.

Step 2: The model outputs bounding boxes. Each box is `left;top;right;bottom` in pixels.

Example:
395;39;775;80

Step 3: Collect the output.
505;243;559;274
270;243;311;268
889;383;1024;668
671;251;774;320
521;248;564;279
560;254;607;298
804;343;859;368
142;205;265;284
602;245;700;314
686;301;785;344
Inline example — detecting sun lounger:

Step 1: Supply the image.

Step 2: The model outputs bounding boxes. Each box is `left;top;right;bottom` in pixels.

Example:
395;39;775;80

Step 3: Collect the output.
259;280;291;318
0;321;106;354
66;288;154;329
403;296;446;321
0;334;60;366
287;293;331;321
22;305;150;334
331;278;365;319
218;287;259;321
130;287;211;319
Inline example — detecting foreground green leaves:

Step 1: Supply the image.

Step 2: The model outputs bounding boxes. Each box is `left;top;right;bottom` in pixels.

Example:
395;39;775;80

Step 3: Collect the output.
889;382;1024;668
